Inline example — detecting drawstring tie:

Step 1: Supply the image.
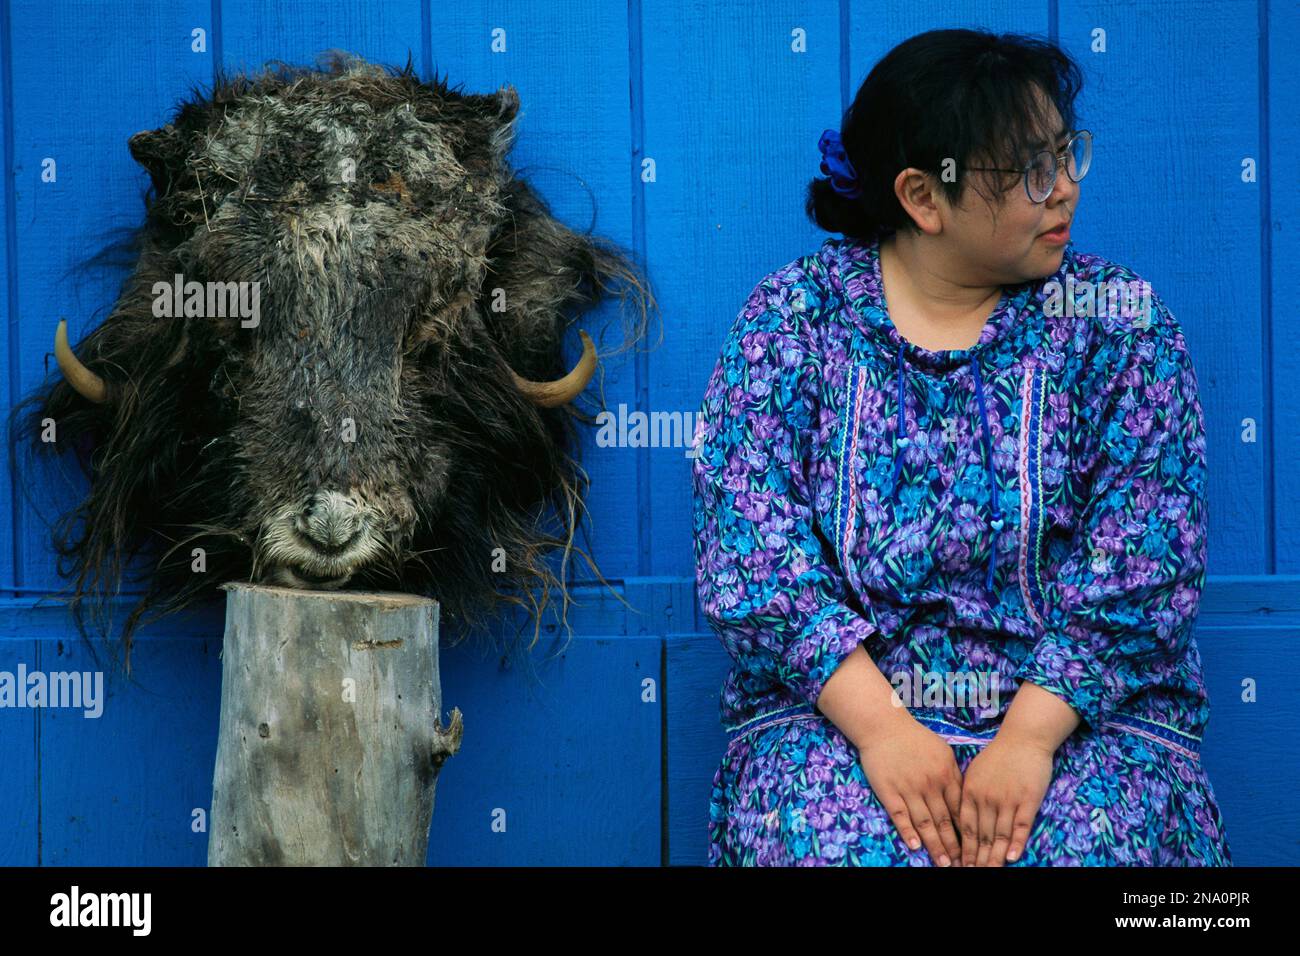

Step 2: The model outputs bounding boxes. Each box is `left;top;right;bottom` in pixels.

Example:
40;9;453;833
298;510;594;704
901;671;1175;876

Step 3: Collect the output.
970;359;1004;594
890;342;1002;596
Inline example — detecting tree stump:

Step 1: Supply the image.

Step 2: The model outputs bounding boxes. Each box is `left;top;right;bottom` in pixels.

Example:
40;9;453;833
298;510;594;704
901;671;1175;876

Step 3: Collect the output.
208;583;463;866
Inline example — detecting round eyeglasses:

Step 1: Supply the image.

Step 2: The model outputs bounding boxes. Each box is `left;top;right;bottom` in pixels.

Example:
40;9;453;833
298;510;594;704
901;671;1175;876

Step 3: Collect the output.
966;129;1092;203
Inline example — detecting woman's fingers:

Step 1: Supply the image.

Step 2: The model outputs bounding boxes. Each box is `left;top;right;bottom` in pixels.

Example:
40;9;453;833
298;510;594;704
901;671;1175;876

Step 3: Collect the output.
959;794;980;867
900;790;949;866
933;771;965;866
879;787;924;854
921;790;960;866
987;802;1017;867
938;779;965;866
975;797;996;867
1006;804;1035;863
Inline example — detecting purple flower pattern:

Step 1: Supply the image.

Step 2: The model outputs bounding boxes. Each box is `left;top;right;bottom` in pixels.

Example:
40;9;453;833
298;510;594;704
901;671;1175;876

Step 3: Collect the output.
691;234;1231;866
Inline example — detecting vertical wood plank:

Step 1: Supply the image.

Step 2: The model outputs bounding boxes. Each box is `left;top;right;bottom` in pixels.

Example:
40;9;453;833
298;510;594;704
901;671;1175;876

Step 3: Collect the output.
427;631;661;865
14;601;224;866
665;631;730;866
849;0;1050;74
1058;0;1262;574
647;0;839;865
1197;623;1300;866
8;0;211;592
1;0;14;591
1268;0;1300;568
0;630;38;865
642;0;841;595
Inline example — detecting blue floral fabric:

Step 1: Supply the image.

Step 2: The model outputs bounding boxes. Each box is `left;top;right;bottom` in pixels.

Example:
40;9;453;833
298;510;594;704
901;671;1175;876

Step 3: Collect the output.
690;233;1232;865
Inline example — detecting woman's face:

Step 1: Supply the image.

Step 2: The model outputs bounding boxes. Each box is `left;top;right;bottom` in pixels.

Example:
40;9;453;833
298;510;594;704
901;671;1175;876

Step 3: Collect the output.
926;100;1081;285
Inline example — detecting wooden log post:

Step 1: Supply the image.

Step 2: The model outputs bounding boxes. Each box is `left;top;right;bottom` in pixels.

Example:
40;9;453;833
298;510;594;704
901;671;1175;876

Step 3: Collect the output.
208;583;463;866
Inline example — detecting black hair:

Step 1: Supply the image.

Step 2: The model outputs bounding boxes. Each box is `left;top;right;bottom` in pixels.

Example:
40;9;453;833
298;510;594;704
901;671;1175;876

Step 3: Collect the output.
806;28;1085;242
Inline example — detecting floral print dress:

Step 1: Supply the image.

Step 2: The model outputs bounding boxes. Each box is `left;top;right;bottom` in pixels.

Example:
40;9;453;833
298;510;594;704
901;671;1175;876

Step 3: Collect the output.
689;232;1232;866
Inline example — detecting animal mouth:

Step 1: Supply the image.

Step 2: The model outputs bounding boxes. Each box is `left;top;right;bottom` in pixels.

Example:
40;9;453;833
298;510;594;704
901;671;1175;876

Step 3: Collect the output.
254;492;383;590
266;564;355;590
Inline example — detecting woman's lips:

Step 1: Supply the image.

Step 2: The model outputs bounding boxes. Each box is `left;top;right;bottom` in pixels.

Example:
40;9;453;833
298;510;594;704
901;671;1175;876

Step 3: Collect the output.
1040;224;1069;244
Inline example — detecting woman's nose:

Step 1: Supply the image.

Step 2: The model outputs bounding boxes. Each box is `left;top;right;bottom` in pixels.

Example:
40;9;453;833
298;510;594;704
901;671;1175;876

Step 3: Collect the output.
1047;160;1079;206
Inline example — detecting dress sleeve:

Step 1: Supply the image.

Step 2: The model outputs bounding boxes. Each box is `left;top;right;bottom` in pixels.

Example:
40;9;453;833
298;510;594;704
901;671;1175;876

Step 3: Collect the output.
690;276;879;713
1013;301;1209;731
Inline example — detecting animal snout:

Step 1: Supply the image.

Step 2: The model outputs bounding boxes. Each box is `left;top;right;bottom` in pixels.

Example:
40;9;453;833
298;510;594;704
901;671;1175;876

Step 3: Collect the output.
294;490;363;554
257;489;389;591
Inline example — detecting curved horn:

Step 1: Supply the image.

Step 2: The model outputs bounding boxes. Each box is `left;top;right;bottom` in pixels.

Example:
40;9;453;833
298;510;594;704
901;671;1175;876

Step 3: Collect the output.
55;318;108;403
510;330;597;408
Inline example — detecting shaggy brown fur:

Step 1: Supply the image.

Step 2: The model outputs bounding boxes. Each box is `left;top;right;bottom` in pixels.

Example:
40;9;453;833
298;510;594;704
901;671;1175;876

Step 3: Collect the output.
11;51;658;673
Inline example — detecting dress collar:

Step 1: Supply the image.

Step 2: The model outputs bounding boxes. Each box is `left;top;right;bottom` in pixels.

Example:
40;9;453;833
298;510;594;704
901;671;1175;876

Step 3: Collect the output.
821;231;1056;373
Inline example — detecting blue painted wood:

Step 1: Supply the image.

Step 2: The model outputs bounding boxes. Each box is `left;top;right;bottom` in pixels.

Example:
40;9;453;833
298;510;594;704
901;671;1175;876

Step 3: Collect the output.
0;636;38;866
0;596;225;865
1270;0;1300;570
3;573;1299;866
849;0;1050;86
1197;624;1300;867
665;631;729;866
219;0;423;78
1;3;13;593
0;595;661;866
1195;573;1300;624
6;0;211;593
642;0;842;593
36;616;224;866
428;631;661;866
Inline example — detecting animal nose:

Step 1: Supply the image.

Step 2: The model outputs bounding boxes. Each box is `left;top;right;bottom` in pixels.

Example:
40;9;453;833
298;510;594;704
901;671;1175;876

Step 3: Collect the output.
294;491;362;553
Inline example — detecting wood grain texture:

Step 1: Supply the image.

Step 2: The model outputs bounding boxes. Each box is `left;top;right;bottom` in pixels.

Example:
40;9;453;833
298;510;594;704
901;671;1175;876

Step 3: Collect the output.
0;637;38;866
0;575;1295;865
642;0;841;589
5;0;211;591
220;0;423;77
0;19;11;592
208;583;457;866
1268;0;1300;570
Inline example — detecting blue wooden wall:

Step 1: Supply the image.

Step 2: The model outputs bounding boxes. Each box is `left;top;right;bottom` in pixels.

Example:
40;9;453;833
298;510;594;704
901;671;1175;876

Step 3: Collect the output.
0;0;1296;866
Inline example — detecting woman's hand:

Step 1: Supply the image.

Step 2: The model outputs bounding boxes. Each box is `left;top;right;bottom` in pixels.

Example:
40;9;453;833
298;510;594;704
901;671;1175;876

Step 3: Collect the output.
856;711;965;867
957;731;1055;866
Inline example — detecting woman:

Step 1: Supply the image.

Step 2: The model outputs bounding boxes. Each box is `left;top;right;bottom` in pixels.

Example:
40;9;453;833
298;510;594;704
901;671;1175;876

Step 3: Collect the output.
690;28;1232;866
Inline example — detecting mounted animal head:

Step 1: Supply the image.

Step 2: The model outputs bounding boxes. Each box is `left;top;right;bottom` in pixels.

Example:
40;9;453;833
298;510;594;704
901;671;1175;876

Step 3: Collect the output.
14;52;655;671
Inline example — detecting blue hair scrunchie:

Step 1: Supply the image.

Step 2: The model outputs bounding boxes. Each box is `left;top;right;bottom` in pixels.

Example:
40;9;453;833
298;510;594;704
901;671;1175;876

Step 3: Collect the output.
818;128;863;199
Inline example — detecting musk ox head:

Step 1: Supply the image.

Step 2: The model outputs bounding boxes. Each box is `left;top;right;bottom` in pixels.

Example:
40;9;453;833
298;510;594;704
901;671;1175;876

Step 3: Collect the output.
14;52;655;671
